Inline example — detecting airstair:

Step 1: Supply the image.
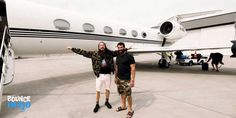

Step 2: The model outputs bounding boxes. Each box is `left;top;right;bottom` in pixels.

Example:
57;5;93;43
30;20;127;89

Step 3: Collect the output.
0;0;15;111
0;25;15;110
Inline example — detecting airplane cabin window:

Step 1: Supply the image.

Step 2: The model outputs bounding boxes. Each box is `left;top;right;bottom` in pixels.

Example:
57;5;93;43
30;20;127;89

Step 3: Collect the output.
83;23;95;32
142;32;147;38
131;30;138;37
104;26;113;34
119;28;127;35
54;19;70;30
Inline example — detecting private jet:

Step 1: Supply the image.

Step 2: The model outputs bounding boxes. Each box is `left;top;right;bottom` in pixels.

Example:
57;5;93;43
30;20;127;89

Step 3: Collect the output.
0;0;236;110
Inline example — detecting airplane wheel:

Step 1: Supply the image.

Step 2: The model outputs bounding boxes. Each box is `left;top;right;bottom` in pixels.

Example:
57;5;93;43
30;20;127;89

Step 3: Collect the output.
158;59;164;68
166;62;170;68
158;59;169;68
189;61;193;66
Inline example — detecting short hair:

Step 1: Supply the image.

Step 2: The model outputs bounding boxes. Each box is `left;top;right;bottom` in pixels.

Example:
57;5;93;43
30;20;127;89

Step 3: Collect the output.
117;42;125;47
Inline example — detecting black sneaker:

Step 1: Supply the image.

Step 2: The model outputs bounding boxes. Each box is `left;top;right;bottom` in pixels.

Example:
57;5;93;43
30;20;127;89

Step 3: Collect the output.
93;104;100;113
105;101;112;109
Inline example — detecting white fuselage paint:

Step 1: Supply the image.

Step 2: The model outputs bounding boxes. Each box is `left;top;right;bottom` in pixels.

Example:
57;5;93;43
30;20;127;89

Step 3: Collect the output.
6;0;165;56
5;0;234;57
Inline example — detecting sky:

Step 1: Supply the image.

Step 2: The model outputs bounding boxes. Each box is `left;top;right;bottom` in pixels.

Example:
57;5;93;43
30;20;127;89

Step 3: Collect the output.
27;0;236;27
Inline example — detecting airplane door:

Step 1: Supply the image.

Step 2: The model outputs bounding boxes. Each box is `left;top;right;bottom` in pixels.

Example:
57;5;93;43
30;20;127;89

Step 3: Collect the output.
0;0;13;85
0;0;8;75
0;0;9;110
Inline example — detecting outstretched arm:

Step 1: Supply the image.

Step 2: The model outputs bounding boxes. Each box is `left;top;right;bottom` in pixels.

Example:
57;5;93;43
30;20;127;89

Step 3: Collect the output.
67;46;93;58
110;47;131;57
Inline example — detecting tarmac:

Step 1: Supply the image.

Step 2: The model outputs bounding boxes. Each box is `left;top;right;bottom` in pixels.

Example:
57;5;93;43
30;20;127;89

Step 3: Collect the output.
0;53;236;118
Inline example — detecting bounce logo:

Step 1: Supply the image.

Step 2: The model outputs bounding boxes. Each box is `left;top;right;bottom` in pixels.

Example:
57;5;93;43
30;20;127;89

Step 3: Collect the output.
7;95;31;111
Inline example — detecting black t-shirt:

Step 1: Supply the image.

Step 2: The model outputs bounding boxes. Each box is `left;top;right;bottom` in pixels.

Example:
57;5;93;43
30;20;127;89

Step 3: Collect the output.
99;58;112;74
209;53;223;64
116;53;135;80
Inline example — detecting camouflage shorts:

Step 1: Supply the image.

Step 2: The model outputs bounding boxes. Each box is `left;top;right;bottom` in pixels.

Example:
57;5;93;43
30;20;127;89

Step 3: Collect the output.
117;79;132;96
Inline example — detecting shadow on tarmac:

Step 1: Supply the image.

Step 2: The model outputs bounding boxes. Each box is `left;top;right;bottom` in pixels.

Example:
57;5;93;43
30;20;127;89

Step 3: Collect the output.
136;62;236;76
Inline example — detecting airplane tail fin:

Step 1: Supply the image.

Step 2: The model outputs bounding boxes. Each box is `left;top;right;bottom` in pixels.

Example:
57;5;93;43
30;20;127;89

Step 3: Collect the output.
176;9;222;20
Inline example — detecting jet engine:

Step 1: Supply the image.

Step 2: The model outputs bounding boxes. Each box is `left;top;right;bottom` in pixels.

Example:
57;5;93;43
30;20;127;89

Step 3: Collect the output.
158;20;187;40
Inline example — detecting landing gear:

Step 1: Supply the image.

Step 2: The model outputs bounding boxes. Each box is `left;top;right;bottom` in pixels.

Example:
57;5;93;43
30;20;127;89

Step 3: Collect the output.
158;58;170;68
188;61;193;66
158;52;171;68
231;40;236;57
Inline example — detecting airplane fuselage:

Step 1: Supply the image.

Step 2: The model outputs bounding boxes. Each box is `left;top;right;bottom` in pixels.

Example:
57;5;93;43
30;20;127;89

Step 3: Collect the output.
6;0;166;56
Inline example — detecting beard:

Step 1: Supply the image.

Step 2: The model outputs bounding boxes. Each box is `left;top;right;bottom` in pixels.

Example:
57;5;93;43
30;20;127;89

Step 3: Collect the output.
99;47;105;51
118;49;125;54
99;47;107;54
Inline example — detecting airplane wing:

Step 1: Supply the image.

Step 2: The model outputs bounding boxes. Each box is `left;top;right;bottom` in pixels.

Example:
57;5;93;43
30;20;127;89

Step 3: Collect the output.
128;46;231;54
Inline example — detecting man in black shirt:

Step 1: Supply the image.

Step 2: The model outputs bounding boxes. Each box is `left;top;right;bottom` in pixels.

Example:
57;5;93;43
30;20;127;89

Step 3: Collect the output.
115;42;135;118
